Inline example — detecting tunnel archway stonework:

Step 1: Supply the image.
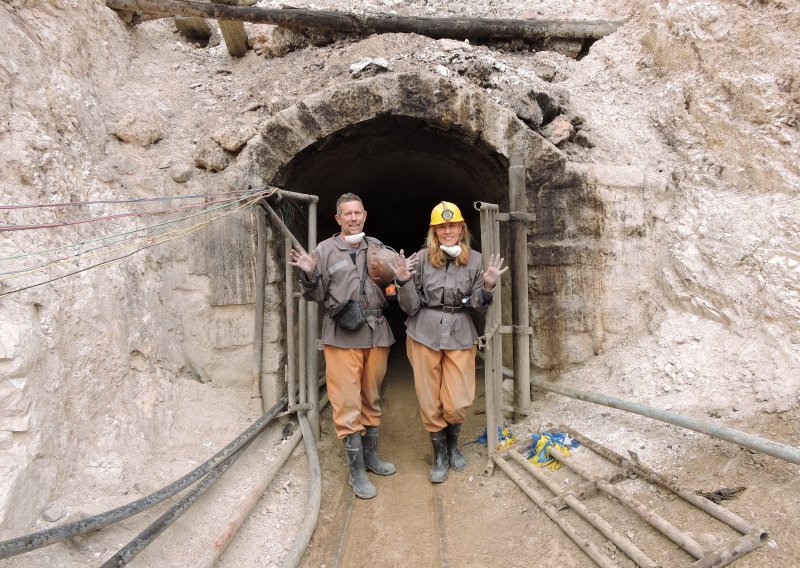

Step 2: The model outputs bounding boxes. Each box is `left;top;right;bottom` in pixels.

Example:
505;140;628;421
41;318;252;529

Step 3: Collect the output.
221;71;664;402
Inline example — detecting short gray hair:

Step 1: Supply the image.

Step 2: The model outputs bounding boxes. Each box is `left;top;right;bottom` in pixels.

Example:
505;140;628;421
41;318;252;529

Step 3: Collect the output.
335;193;364;215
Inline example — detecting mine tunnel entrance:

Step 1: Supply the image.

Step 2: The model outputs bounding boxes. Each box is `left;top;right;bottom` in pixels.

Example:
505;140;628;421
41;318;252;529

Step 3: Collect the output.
274;114;511;336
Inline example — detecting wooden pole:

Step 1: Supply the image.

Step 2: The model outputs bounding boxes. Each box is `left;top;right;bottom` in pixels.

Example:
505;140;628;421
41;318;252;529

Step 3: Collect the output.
211;0;247;57
105;0;623;41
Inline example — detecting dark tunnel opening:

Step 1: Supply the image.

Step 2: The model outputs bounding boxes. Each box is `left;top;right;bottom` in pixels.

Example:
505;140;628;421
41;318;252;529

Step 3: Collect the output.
274;115;510;338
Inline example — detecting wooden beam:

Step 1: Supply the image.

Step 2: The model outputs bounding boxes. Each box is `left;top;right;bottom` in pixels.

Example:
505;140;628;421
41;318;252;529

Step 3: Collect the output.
105;0;623;41
212;0;247;57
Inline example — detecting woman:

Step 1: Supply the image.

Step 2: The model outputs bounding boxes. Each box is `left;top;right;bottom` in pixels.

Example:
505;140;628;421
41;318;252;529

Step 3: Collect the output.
393;201;507;483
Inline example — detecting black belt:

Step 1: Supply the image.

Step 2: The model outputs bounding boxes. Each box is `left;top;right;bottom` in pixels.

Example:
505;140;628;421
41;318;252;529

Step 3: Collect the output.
363;309;383;317
441;305;463;313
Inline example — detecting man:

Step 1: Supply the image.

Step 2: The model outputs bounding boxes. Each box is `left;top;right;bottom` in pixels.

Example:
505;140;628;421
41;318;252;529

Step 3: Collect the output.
289;193;396;499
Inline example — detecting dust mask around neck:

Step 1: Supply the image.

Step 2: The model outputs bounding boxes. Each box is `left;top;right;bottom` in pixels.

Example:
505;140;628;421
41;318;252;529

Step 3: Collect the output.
343;232;365;246
440;244;462;258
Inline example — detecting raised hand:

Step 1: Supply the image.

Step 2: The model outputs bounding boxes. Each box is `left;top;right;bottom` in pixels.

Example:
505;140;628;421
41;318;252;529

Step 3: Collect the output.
481;254;509;291
390;249;418;282
288;246;317;278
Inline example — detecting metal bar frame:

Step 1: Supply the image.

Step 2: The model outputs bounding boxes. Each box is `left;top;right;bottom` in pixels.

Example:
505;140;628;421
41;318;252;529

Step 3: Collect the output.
497;425;769;568
508;151;532;414
476;201;502;470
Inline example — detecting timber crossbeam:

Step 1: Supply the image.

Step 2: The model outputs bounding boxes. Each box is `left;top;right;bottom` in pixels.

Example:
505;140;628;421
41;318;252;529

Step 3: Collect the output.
104;0;623;42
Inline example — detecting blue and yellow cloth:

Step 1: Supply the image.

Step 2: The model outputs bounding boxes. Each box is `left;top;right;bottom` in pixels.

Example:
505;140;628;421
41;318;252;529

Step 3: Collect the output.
473;425;517;450
527;432;580;470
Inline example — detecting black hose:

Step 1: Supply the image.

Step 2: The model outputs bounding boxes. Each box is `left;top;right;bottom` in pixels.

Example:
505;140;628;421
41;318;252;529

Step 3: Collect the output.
0;395;288;560
100;433;258;567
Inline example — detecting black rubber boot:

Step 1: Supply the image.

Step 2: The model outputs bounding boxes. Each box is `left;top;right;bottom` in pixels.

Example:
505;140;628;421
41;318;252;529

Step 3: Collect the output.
344;433;376;499
429;430;449;483
363;426;396;476
446;423;468;471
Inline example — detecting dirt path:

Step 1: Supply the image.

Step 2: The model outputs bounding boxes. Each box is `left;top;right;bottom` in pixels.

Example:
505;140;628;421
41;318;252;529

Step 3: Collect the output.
301;349;593;568
295;346;796;568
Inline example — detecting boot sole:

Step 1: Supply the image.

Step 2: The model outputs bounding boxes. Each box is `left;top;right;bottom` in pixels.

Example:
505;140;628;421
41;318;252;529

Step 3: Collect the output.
366;464;397;476
349;479;377;499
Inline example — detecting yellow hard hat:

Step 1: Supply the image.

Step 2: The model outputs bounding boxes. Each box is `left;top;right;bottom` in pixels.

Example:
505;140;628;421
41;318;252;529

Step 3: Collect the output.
430;201;464;226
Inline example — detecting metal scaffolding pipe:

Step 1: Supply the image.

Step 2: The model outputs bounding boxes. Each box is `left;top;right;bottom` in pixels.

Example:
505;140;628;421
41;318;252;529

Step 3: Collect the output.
252;205;267;411
298;296;307;406
493;456;617;568
507;450;659;568
532;378;800;466
477;202;500;460
561;426;767;540
306;199;320;440
285;238;299;409
508;151;532;413
274;188;319;204
549;446;707;559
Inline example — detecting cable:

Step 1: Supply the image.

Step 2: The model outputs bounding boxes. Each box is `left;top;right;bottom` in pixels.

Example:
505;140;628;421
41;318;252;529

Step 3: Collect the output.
0;395;288;560
0;188;264;210
0;193;264;232
1;191;274;280
0;194;268;298
0;193;258;264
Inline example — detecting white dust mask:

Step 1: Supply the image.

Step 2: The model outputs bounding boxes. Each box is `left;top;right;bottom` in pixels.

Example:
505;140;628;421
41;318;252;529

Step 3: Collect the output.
440;244;462;257
344;232;365;245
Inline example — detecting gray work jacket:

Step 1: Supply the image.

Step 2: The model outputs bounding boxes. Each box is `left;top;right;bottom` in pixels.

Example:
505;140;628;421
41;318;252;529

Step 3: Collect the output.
397;248;492;351
300;234;395;349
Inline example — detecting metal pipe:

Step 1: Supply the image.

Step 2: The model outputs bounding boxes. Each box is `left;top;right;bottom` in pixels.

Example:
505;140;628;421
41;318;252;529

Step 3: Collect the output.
274;188;319;204
286;238;298;410
507;450;659;568
493;455;617;568
561;427;767;539
490;207;503;433
197;390;330;568
508;151;531;413
197;428;303;568
262;201;303;250
478;204;499;459
0;395;288;560
306;199;320;440
689;533;767;568
532;378;800;466
298;298;307;405
252;206;267;411
279;413;322;568
548;446;707;559
101;437;254;567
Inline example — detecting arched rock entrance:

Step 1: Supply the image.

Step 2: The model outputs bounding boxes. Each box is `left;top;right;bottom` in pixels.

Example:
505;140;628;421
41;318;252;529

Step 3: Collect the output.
222;71;656;406
236;71;569;252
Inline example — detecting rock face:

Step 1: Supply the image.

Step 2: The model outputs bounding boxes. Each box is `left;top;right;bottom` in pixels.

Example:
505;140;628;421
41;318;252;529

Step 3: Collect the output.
1;0;799;549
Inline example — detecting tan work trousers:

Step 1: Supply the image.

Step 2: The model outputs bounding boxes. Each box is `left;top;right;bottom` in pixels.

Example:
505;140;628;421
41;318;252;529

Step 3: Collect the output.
324;345;390;440
406;336;476;432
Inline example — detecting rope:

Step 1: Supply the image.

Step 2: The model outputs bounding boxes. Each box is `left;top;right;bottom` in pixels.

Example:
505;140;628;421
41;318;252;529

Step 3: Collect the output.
0;188;262;210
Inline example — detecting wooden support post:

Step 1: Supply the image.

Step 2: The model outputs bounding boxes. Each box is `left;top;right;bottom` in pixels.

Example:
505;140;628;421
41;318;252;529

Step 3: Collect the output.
211;0;247;57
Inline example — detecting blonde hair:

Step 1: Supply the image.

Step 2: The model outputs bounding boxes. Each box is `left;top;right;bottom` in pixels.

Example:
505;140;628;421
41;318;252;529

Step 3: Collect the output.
426;222;471;268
